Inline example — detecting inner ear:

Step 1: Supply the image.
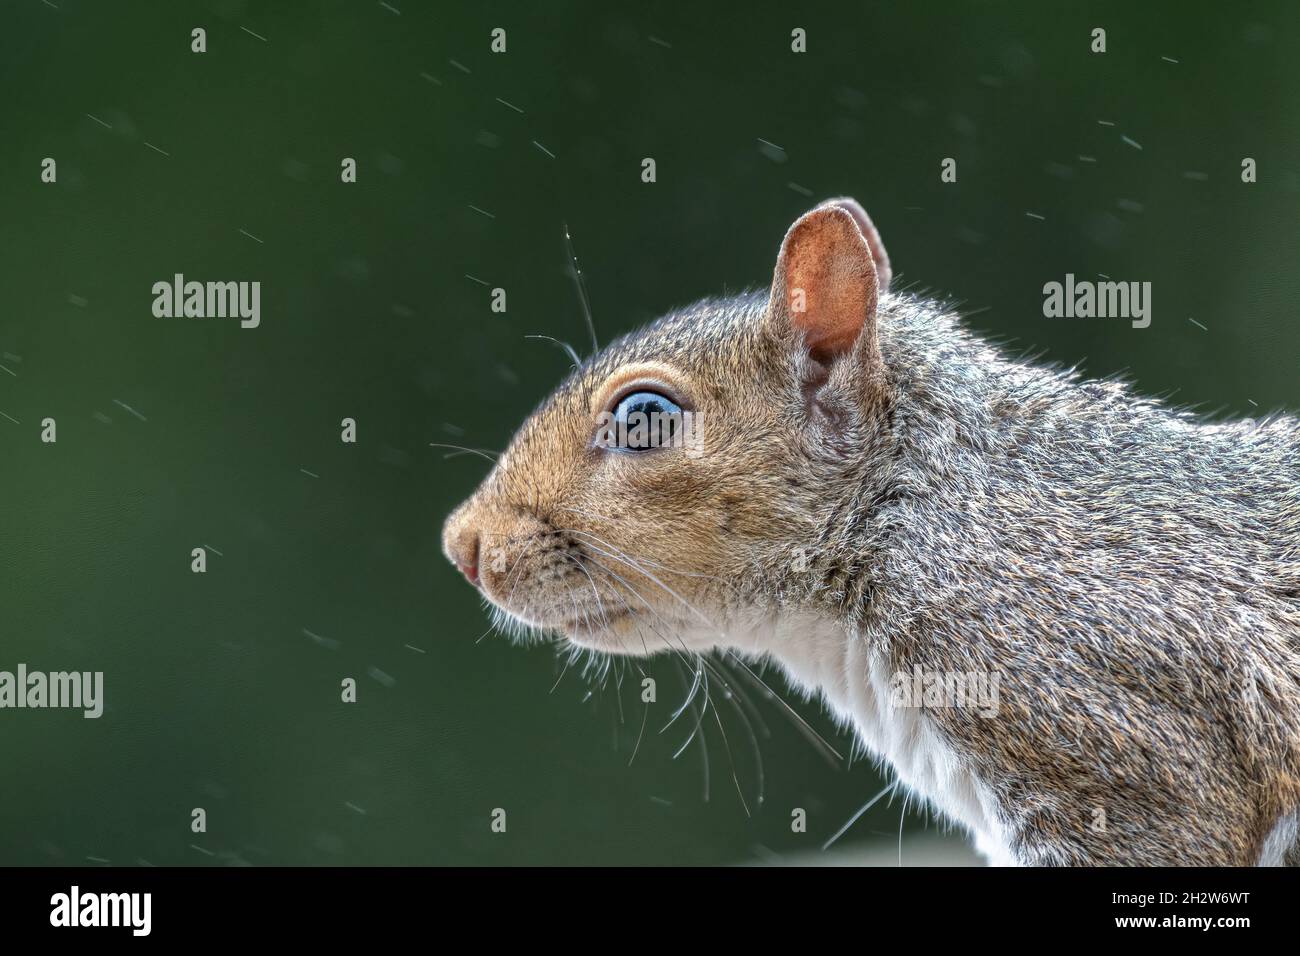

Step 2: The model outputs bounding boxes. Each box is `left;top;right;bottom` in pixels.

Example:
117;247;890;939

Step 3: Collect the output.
769;203;881;368
817;197;891;293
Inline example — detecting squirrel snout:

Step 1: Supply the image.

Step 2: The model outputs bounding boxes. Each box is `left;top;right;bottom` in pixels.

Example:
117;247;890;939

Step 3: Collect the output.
442;508;482;589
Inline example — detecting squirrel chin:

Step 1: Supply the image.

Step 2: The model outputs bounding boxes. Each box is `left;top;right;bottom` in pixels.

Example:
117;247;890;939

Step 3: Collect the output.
559;610;645;654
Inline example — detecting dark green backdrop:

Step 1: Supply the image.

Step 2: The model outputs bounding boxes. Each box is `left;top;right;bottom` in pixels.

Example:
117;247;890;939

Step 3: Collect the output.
1;0;1297;865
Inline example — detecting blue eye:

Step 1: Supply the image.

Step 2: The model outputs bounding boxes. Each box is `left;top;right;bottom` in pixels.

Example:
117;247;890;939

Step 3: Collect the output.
614;391;681;423
603;390;686;452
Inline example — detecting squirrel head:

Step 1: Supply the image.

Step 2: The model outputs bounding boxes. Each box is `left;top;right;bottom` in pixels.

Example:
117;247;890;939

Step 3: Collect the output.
443;198;895;654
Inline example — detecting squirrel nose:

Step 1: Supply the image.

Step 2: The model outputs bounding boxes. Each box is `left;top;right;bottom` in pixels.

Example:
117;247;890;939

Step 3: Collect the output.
443;516;482;589
460;554;480;587
452;531;481;587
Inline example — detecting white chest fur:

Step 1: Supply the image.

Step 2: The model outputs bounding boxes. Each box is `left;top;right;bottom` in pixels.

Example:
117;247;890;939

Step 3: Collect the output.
731;612;1015;865
726;613;1299;866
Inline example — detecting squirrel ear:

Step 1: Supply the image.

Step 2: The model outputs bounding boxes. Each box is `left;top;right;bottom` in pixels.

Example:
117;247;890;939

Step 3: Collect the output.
769;200;884;365
816;197;891;293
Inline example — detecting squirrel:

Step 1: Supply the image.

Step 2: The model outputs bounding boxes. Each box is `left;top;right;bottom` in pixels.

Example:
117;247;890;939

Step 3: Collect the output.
443;197;1300;866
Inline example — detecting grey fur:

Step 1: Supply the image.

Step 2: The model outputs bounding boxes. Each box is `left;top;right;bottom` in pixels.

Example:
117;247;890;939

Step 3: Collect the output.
445;231;1300;866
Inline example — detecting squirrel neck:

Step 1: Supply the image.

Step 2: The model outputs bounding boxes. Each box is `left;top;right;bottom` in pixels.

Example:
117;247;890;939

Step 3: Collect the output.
793;296;1124;625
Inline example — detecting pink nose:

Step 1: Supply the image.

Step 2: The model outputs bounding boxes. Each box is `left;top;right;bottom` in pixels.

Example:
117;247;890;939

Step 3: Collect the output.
459;559;480;587
446;525;481;589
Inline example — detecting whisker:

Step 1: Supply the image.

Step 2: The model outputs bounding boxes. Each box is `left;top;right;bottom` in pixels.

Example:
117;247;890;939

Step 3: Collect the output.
550;590;585;693
628;697;650;767
699;685;750;817
525;334;583;369
579;560;717;756
562;222;599;355
822;781;899;851
428;442;499;463
671;657;711;802
460;518;833;815
556;510;746;590
725;652;845;766
712;666;766;809
714;654;773;741
663;663;704;734
898;789;911;867
578;558;766;812
611;655;626;726
569;533;725;638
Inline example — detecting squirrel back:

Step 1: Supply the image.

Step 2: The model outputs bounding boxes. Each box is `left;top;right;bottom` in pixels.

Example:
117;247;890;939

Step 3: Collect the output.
444;198;1300;865
864;288;1300;864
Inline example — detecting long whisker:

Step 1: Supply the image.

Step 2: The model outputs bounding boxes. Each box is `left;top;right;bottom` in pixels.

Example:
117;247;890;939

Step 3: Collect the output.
897;789;911;867
713;665;766;809
707;690;751;817
570;533;725;639
428;442;499;463
563;222;599;355
525;334;582;369
822;780;899;851
550;621;578;694
628;696;650;767
578;559;722;775
559;552;618;642
713;654;773;742
612;660;625;726
725;652;845;766
580;559;708;697
574;554;766;806
579;558;725;686
664;662;704;734
578;552;756;751
555;509;746;589
462;518;830;813
670;657;711;802
579;559;764;812
553;567;665;770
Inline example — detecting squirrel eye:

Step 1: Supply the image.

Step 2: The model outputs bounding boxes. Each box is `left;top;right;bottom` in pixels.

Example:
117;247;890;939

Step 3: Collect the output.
613;390;680;422
602;390;684;452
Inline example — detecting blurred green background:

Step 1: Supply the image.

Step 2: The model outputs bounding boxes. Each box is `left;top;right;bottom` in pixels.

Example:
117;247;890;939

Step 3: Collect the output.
1;0;1297;866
